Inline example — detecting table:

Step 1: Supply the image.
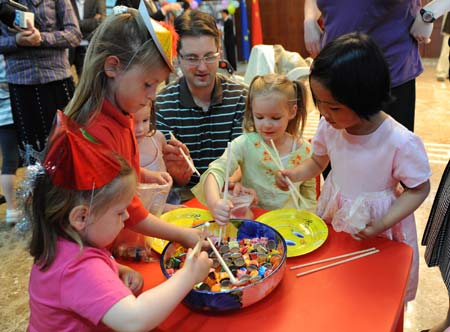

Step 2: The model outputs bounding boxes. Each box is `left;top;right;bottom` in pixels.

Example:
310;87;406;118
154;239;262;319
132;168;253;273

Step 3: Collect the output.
124;200;412;332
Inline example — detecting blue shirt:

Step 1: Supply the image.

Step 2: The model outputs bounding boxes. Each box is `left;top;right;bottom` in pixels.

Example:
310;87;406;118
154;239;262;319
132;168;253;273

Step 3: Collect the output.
0;0;81;84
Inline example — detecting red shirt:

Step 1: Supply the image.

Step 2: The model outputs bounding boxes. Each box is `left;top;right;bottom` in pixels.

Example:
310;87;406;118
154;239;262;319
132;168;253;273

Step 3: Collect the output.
86;99;148;226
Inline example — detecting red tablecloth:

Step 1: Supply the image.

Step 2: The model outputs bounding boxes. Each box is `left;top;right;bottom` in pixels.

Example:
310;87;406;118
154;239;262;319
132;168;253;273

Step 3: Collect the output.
123;200;412;332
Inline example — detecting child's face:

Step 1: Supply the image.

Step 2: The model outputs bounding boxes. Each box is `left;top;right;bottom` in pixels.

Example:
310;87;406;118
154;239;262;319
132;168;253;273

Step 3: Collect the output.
84;197;131;248
107;63;169;114
252;93;296;144
310;78;361;131
134;105;151;140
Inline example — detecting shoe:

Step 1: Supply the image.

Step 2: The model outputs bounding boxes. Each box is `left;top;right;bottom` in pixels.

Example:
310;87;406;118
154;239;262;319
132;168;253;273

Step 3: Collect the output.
437;76;447;82
0;194;5;205
5;209;21;225
421;329;430;332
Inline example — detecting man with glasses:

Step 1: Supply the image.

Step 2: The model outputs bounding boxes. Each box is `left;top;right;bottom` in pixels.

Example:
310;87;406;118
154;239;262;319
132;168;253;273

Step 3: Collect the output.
155;9;247;200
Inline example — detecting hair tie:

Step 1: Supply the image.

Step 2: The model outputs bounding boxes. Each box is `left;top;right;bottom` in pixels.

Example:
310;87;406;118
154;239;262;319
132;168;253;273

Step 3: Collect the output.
112;5;128;16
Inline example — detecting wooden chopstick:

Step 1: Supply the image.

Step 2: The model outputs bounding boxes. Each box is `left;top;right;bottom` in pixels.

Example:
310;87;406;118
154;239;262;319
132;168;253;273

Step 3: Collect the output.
262;140;302;209
187;222;210;260
290;247;377;270
169;131;201;177
295;249;380;277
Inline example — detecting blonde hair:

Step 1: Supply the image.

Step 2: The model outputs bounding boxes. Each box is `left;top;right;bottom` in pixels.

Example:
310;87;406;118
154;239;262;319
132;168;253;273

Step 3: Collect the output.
27;157;137;270
65;8;167;126
243;74;308;137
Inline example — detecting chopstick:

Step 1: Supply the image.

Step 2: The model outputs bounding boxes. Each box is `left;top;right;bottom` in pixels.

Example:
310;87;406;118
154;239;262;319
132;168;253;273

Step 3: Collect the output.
169;131;201;177
187;222;210;260
206;237;239;284
219;142;232;246
290;247;377;270
295;248;380;277
262;140;302;210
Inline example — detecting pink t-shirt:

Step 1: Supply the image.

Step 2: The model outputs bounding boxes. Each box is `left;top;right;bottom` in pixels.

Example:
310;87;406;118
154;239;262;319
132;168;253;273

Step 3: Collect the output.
28;239;132;332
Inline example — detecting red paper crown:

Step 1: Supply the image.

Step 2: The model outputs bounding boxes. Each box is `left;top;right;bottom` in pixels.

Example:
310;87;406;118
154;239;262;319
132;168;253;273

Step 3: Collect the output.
44;110;122;190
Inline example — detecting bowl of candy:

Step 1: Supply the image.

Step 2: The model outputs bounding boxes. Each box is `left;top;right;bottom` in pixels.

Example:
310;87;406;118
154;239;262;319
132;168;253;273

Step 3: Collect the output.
160;219;287;312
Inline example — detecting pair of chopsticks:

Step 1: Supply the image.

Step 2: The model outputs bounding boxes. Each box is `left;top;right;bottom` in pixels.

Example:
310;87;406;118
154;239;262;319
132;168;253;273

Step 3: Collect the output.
169;131;201;177
218;142;232;246
187;221;239;285
262;139;304;210
291;247;380;277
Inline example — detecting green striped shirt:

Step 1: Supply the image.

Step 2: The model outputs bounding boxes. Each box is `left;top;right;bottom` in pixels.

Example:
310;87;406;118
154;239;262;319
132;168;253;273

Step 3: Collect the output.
155;74;247;187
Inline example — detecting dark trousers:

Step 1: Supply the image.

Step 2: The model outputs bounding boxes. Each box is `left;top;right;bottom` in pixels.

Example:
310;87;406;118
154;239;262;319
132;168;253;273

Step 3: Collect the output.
0;124;19;174
69;46;88;78
386;79;416;132
9;77;75;164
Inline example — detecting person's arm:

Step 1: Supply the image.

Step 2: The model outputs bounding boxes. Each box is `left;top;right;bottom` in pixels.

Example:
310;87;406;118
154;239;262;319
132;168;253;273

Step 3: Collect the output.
303;0;322;57
410;0;450;43
103;250;212;332
354;180;431;240
79;0;105;36
140;167;172;185
129;213;201;249
275;153;329;191
38;0;81;48
204;173;232;225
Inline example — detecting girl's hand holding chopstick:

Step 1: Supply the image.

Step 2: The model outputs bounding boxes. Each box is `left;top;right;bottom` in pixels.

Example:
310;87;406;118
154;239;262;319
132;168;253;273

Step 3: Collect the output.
210;197;233;225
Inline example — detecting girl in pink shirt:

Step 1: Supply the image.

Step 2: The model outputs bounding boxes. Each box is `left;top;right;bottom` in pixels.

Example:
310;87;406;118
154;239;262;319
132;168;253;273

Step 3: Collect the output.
27;111;211;332
276;32;431;302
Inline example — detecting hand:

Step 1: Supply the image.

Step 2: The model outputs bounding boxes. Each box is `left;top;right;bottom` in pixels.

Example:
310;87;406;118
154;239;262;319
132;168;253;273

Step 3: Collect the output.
141;169;173;186
410;14;433;44
229;182;259;206
163;138;193;186
351;220;385;241
177;227;205;250
210;198;232;225
15;25;41;47
182;249;212;283
118;264;144;295
274;170;290;191
304;19;322;57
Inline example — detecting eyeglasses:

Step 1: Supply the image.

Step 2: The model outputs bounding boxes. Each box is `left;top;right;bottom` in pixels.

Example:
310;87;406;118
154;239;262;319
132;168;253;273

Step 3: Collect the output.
179;52;220;66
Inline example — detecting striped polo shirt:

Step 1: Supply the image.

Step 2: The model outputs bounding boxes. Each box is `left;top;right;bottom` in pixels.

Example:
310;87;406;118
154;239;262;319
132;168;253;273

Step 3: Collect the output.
155;74;247;187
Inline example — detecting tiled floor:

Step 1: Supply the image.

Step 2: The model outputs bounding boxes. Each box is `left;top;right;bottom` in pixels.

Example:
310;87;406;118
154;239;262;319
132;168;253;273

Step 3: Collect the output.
0;60;448;331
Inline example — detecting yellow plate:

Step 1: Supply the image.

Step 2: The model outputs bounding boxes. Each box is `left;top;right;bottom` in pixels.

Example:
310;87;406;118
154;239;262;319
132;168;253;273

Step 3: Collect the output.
149;208;213;254
256;208;328;257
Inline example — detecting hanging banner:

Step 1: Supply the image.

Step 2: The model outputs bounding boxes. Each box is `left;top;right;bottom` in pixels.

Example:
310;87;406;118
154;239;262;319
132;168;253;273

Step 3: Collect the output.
251;0;263;46
239;0;250;61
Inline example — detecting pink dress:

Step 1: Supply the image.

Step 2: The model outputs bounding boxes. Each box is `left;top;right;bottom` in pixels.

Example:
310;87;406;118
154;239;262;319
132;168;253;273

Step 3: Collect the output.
139;135;166;172
313;116;431;301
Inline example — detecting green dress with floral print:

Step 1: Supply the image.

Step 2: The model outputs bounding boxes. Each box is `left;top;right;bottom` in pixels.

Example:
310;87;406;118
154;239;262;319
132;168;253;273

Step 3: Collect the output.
192;132;317;211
